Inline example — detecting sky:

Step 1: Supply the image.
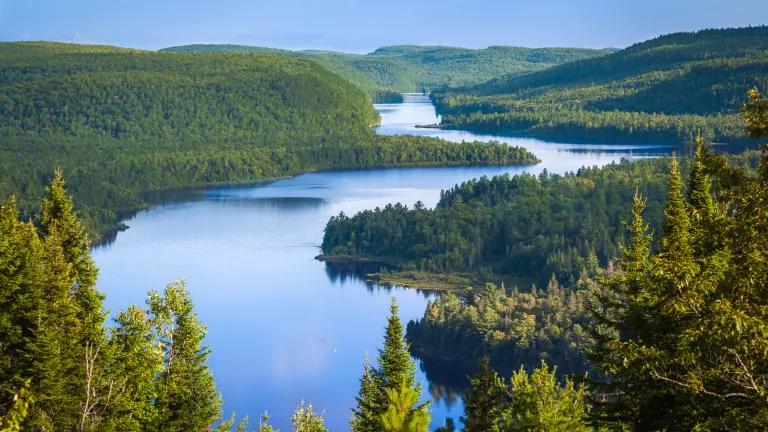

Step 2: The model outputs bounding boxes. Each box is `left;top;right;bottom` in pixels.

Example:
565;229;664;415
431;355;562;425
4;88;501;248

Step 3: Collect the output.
1;0;767;53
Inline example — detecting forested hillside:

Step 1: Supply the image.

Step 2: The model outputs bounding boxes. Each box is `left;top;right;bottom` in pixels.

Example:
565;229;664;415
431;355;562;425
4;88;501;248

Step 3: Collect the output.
0;42;537;239
434;26;768;144
162;44;613;100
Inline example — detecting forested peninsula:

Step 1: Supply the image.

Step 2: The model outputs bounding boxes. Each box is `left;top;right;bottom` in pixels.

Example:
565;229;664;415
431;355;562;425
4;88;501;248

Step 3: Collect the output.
0;42;537;239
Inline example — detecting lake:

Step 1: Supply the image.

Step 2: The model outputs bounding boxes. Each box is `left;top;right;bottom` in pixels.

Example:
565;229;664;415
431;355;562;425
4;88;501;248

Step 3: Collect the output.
92;93;670;431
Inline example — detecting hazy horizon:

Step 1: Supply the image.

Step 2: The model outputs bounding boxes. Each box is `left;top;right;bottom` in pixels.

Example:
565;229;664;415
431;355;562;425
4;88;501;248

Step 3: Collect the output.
1;0;767;53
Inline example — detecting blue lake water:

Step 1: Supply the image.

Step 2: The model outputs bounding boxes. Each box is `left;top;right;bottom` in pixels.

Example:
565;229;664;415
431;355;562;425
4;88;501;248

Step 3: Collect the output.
92;93;670;430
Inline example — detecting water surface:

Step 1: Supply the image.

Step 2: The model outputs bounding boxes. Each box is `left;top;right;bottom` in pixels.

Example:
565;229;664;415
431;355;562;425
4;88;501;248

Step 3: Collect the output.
93;93;670;430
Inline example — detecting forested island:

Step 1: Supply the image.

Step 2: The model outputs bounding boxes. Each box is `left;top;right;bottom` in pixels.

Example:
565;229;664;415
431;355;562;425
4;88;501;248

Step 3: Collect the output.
433;27;768;144
0;42;538;240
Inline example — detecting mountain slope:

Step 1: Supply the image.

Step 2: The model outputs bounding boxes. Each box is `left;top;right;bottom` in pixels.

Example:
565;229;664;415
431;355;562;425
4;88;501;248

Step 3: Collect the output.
0;42;536;238
433;27;768;144
161;44;614;99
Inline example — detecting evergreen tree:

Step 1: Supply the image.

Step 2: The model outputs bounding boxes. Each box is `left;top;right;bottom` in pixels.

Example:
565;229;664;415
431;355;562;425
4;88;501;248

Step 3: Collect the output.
350;356;383;432
149;280;222;431
375;298;430;431
257;413;276;432
462;357;505;432
380;383;430;432
291;401;328;432
378;298;417;391
591;91;768;429
102;306;163;431
0;198;44;411
501;362;590;432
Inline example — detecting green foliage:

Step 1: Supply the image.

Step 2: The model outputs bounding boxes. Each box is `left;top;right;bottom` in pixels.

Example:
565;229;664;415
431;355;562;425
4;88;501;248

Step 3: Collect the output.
323;158;673;289
0;176;226;431
408;281;594;377
589;102;768;429
380;383;430;432
462;358;505;432
434;27;768;144
0;42;534;240
502;362;590;431
352;299;431;432
162;44;612;97
350;357;383;432
258;413;276;432
149;280;222;431
379;299;417;391
0;381;33;432
291;401;328;432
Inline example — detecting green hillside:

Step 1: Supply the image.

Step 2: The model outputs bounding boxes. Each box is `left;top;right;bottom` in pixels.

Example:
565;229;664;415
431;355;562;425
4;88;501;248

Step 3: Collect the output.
0;42;537;239
433;27;768;144
161;44;613;100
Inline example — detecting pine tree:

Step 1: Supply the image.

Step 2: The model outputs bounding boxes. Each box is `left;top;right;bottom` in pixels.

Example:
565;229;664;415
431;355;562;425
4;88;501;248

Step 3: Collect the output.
40;169;97;289
102;305;163;431
380;383;430;432
378;298;416;391
150;280;222;431
0;198;45;411
291;401;328;432
462;357;505;432
502;362;590;432
350;356;383;432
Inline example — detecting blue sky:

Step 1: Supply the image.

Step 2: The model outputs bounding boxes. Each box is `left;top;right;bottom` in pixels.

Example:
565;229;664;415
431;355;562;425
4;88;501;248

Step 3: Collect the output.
1;0;767;52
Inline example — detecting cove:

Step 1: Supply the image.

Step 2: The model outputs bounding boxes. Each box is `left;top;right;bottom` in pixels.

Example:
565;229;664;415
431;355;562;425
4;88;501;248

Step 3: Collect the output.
92;93;671;431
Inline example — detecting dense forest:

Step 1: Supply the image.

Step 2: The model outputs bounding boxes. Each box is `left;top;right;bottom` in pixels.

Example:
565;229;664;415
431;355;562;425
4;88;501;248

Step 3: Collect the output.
162;44;613;100
0;42;537;239
0;171;437;431
322;157;676;289
433;27;768;144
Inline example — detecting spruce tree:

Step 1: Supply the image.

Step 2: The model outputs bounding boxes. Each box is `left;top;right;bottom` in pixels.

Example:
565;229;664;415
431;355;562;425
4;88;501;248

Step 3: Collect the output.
103;305;163;431
462;357;505;432
378;298;416;391
380;383;430;432
149;280;222;431
502;362;590;431
350;356;383;432
291;401;328;432
376;298;430;432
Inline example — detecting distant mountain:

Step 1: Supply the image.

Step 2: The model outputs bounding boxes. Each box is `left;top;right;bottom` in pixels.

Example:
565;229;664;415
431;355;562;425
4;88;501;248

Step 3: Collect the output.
433;26;768;144
161;44;614;99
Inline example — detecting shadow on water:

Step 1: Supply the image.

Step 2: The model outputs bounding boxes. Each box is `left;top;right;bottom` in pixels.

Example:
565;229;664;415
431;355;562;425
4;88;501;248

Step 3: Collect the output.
323;261;437;299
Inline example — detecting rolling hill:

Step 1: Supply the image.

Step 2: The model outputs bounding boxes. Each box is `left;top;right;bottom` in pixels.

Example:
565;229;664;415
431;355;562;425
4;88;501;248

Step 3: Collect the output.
0;42;537;239
433;26;768;144
161;44;614;100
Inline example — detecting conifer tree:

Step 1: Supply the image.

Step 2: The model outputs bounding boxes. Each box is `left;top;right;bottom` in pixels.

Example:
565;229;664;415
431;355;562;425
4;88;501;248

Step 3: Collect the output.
378;298;417;391
502;362;590;432
462;357;505;432
291;401;328;432
376;298;430;432
380;383;430;432
103;305;163;431
350;356;382;432
149;280;222;431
